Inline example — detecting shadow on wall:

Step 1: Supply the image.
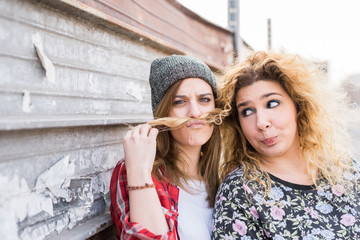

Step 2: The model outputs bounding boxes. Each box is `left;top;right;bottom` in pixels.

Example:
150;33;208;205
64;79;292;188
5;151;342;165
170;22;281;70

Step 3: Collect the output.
86;224;116;240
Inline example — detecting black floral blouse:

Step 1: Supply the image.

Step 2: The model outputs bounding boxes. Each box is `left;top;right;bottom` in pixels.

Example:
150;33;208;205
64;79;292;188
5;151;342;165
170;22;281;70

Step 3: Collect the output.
212;165;360;240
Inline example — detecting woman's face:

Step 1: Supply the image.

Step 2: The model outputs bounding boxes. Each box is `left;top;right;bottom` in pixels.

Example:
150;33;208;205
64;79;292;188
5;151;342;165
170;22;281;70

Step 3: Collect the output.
235;80;299;161
169;78;215;148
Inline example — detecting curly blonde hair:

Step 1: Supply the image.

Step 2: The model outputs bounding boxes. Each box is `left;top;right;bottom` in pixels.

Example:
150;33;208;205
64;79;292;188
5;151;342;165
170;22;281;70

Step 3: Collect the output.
217;50;355;190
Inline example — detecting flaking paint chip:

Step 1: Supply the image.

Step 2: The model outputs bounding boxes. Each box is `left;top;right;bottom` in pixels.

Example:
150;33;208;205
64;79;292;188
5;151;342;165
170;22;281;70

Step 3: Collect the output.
32;32;56;84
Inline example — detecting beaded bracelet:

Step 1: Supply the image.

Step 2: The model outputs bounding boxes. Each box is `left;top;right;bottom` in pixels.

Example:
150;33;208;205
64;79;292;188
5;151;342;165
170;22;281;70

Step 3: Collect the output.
127;183;155;191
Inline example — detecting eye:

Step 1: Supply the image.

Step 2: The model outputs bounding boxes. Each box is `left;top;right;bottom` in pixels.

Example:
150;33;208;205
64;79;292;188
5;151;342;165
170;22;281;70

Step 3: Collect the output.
266;100;280;108
241;108;255;117
199;97;211;103
173;99;185;105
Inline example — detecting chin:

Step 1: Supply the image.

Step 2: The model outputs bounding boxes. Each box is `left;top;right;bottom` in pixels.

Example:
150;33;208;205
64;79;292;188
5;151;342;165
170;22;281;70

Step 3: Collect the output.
187;137;211;146
181;133;212;147
256;146;282;157
172;126;213;146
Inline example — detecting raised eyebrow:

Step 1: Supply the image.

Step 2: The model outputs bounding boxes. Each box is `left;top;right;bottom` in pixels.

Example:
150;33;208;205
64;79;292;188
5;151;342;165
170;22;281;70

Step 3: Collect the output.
199;93;213;97
263;92;283;99
237;101;249;109
237;92;282;108
174;93;213;98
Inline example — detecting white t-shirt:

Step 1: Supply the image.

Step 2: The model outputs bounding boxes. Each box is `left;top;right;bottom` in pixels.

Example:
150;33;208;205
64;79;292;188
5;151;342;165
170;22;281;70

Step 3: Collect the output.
178;180;213;240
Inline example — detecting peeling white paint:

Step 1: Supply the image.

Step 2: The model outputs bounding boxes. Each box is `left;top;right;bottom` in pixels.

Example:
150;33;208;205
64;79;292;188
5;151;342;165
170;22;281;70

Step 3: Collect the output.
0;173;38;240
32;33;56;84
19;219;56;240
125;81;144;102
22;90;32;113
65;207;92;230
67;210;77;229
0;208;19;240
15;178;30;222
70;206;91;224
0;154;98;239
27;193;54;217
19;206;91;240
79;150;87;169
35;155;74;201
98;171;111;195
78;180;93;203
55;216;69;233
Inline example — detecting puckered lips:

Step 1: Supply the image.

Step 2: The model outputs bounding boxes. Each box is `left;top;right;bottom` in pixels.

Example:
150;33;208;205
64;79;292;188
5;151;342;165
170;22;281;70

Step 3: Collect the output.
186;119;206;128
261;136;277;146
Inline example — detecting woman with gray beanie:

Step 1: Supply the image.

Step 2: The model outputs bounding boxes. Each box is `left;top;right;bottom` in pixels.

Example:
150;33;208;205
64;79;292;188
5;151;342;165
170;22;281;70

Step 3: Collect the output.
110;55;222;239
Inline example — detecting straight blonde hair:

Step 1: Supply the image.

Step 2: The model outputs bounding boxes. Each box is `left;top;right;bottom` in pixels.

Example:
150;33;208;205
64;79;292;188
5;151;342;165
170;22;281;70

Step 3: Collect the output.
151;80;221;207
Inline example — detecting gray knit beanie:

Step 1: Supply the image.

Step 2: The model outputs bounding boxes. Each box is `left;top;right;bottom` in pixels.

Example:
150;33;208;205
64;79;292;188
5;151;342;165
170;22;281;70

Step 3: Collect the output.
149;55;217;113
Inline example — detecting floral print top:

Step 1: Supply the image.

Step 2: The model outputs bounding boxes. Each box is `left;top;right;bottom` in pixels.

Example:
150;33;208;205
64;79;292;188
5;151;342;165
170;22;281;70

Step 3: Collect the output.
212;166;360;240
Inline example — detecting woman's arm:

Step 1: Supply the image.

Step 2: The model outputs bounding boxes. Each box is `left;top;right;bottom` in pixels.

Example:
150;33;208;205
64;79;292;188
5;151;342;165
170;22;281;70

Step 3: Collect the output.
110;159;178;240
123;124;169;234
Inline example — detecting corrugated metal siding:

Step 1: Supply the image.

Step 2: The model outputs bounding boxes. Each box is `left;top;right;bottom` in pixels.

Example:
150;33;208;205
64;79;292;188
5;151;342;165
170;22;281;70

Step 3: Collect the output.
0;0;157;131
0;0;237;239
0;0;162;239
1;126;124;239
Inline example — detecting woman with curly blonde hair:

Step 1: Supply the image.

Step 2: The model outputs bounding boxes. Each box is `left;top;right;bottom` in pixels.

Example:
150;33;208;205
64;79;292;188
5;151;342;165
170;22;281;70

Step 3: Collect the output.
212;50;360;239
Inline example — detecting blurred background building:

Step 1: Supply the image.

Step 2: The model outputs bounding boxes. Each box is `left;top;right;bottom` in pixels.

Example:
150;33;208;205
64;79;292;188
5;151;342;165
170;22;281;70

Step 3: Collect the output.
341;74;360;160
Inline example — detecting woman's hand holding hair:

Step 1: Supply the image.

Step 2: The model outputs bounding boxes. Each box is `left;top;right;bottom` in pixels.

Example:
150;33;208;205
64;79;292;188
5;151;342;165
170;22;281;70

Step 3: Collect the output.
123;123;158;178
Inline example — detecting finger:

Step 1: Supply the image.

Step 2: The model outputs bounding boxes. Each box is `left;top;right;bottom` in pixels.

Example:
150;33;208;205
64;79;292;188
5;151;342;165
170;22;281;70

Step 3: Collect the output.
123;129;132;142
148;127;159;140
131;124;143;136
139;124;152;137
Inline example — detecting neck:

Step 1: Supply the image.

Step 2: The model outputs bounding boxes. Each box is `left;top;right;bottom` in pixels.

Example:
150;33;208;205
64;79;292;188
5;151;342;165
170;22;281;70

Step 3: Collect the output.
260;151;315;185
177;145;202;180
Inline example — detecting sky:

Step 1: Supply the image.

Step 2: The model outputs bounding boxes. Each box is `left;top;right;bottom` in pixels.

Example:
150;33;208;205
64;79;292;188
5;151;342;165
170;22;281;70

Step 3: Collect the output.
178;0;360;85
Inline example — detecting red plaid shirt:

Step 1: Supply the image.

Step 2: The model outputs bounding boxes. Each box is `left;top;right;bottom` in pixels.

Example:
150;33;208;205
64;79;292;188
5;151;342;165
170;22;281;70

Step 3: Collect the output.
110;159;180;240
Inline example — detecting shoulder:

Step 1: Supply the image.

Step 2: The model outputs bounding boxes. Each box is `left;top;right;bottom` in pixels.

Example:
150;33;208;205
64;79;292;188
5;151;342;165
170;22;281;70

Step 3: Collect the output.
341;158;360;184
217;167;248;199
221;167;245;186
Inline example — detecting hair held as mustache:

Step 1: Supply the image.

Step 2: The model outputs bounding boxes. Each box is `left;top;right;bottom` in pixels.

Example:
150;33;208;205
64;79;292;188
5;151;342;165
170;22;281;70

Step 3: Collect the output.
146;108;226;132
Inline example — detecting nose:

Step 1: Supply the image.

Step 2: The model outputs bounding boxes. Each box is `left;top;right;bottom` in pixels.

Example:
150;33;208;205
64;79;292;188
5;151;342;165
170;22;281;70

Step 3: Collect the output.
256;111;271;131
187;101;202;118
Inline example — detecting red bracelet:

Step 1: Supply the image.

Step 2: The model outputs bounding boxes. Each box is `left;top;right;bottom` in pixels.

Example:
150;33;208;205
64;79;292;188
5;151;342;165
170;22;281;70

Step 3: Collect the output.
127;183;155;191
